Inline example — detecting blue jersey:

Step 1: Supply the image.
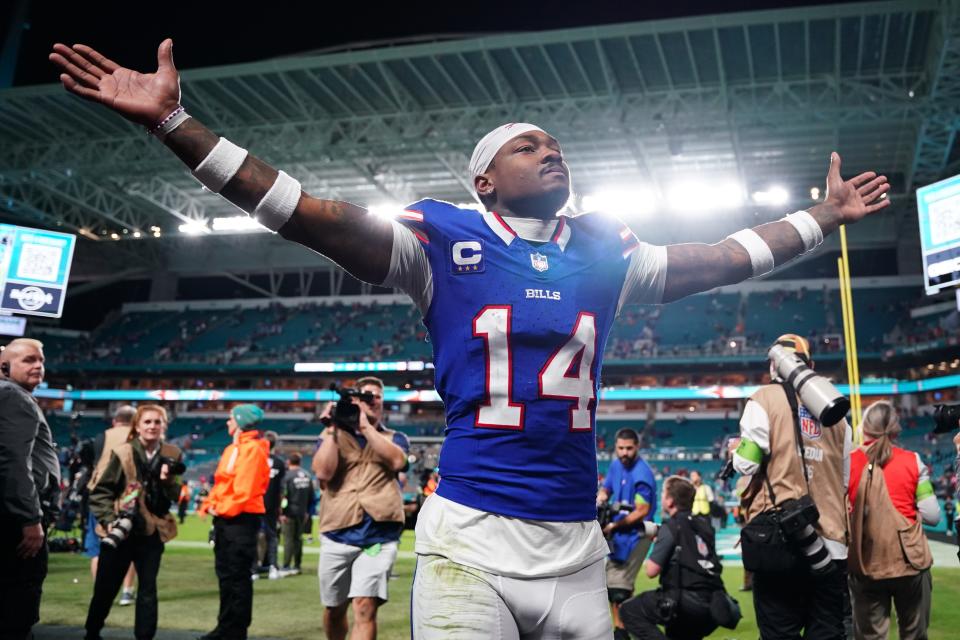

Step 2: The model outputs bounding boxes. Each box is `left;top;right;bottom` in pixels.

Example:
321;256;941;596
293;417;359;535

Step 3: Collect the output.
603;456;657;562
396;199;664;521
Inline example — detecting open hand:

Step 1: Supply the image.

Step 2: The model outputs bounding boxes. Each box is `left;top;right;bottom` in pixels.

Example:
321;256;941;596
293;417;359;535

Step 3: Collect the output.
49;39;181;128
823;152;891;224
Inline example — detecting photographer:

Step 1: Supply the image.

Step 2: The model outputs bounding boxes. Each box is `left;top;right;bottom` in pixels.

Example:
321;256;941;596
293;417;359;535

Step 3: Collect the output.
848;401;938;640
84;405;138;605
732;334;852;639
84;404;183;640
197;404;270;640
596;428;656;639
619;476;736;640
0;339;60;640
313;377;408;640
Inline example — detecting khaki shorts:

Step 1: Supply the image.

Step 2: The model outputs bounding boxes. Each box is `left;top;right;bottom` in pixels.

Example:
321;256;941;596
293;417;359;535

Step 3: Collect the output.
318;536;399;607
605;537;652;592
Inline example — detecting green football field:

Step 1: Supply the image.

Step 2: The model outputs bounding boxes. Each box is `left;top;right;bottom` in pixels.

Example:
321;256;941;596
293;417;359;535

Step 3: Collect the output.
41;517;960;639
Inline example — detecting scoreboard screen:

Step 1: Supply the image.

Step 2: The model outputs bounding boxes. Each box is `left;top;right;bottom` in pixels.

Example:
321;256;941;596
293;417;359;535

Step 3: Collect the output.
917;173;960;295
0;224;76;318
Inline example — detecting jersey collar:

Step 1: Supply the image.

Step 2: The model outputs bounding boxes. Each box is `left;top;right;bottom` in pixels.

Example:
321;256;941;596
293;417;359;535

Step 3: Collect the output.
481;211;572;252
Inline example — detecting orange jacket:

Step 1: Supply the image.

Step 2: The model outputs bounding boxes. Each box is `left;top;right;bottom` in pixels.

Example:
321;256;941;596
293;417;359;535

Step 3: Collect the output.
201;430;270;518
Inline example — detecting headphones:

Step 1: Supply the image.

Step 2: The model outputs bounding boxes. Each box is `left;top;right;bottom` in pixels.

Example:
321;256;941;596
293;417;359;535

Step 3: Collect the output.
0;362;9;377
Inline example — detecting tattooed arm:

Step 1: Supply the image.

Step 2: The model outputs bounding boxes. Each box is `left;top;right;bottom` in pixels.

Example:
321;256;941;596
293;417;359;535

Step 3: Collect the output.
50;39;392;283
661;154;890;303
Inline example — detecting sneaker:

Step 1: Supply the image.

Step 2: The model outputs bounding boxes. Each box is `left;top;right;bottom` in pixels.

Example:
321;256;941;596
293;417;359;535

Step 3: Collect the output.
118;590;135;606
251;573;259;581
268;566;280;580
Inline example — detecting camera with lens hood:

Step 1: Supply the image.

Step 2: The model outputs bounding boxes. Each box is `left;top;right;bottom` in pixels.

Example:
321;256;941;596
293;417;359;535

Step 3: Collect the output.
320;384;379;435
768;344;849;426
931;404;960;434
102;483;142;549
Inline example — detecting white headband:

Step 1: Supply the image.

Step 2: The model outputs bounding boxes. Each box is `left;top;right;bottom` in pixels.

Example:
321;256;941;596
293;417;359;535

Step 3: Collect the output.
469;123;547;183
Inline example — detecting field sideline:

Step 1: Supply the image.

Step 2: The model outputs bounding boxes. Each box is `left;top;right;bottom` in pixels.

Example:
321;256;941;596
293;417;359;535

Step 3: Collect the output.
39;517;960;639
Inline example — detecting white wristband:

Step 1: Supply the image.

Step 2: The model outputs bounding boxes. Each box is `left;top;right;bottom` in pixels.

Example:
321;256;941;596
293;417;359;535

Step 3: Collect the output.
728;229;775;277
782;210;824;253
154;109;191;141
192;138;248;193
254;171;301;231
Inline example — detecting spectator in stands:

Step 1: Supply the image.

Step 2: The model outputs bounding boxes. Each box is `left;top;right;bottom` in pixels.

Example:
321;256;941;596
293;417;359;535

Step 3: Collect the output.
84;404;138;606
848;401;938;640
596;428;657;640
197;405;270;640
731;334;852;638
313;376;408;640
0;339;60;640
281;453;314;575
85;404;184;640
619;476;732;640
257;431;285;580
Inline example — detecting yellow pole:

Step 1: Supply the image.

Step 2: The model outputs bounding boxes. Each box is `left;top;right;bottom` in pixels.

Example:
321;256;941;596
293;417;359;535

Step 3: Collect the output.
838;225;863;439
837;257;858;441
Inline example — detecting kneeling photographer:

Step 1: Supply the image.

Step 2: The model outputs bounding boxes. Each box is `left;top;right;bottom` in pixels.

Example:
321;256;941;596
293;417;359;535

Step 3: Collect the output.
85;405;183;640
619;476;740;640
732;335;852;639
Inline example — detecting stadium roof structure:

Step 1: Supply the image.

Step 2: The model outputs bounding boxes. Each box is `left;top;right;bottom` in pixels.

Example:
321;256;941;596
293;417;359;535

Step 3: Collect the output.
1;0;958;293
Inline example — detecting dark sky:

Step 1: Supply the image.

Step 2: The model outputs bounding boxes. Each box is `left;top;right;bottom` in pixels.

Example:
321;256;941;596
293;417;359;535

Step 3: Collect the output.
7;0;861;87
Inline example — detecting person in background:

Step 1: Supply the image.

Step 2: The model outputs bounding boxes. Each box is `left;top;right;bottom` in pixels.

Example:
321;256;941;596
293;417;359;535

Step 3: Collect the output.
945;496;956;536
257;431;285;580
689;471;715;527
280;453;314;575
85;404;139;606
197;405;270;640
848;401;939;640
0;339;60;640
178;481;191;525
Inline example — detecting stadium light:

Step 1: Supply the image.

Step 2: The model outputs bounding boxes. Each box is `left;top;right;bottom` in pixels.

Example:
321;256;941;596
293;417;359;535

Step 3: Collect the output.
178;221;209;235
581;188;657;219
752;186;789;206
368;203;405;219
211;216;267;233
667;180;743;213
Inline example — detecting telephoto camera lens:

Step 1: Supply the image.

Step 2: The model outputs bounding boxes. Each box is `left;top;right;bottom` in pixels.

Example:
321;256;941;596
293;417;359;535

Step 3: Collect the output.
102;516;134;548
787;523;833;574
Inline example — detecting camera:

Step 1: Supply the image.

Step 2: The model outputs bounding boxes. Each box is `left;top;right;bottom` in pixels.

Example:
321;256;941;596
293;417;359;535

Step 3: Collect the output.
932;404;960;434
158;456;187;477
102;483;142;548
778;495;833;575
321;384;378;435
102;514;135;548
768;344;849;426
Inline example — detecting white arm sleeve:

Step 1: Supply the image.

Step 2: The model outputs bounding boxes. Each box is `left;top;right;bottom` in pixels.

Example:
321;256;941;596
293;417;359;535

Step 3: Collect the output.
380;220;433;314
617;244;668;312
916;453;941;526
733;400;771;476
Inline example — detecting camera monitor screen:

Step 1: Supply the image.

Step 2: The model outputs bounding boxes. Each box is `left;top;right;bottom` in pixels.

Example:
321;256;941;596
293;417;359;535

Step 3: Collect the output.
916;173;960;295
0;224;76;318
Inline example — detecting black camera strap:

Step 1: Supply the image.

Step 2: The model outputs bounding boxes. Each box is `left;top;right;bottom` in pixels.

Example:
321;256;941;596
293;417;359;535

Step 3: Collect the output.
779;381;812;492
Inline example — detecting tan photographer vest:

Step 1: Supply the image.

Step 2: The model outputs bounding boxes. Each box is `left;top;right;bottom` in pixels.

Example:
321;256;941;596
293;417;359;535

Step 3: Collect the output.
87;425;132;491
95;441;181;543
848;456;932;580
318;429;405;534
741;384;849;549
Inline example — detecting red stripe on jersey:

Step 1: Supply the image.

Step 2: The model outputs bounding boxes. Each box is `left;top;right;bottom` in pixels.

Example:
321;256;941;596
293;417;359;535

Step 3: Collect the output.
551;218;566;244
490;211;518;237
412;230;430;245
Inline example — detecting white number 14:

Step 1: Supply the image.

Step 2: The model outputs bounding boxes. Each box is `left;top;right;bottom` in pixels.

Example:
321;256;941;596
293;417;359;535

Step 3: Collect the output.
473;306;597;431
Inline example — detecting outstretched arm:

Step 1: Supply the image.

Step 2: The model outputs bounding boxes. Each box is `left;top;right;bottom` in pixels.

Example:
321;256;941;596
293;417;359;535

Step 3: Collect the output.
661;153;890;302
50;40;393;284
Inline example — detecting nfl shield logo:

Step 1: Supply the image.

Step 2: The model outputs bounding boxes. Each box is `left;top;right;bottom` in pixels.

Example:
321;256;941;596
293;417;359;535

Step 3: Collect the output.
530;252;549;272
799;405;822;440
